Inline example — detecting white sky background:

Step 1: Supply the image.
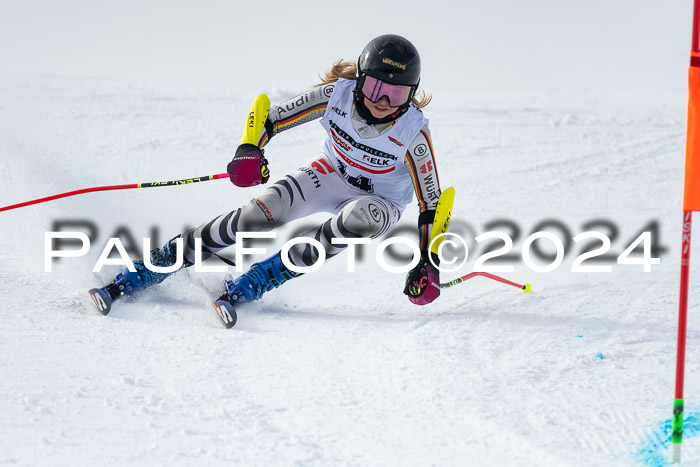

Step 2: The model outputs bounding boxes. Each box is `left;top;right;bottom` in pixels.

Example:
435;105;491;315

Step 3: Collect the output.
0;0;692;98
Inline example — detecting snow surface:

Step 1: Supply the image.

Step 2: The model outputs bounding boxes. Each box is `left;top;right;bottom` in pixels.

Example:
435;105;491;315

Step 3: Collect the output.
0;75;697;466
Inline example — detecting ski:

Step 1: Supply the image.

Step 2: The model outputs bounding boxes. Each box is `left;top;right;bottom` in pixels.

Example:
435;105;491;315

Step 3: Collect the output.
87;281;238;328
212;299;237;329
88;287;113;315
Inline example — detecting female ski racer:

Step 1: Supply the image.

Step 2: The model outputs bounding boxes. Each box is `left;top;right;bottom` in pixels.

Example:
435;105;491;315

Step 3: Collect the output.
89;34;443;326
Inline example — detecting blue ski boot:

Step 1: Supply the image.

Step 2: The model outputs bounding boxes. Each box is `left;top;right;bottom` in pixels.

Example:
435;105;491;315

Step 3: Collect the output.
89;237;186;315
213;252;298;328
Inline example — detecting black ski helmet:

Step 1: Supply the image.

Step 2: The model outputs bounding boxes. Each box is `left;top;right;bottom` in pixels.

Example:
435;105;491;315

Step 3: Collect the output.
354;34;421;124
358;34;421;87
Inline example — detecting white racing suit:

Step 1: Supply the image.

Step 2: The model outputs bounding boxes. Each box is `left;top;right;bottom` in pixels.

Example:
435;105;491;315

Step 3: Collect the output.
181;78;442;268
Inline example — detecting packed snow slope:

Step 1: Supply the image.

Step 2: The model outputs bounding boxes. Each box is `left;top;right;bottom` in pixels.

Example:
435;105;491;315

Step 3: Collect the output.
0;75;696;466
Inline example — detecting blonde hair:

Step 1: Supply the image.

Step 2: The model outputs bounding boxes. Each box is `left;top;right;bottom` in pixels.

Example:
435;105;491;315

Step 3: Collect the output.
316;59;431;109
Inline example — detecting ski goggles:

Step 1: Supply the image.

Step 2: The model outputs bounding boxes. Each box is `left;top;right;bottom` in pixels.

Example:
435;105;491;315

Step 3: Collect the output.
361;75;413;107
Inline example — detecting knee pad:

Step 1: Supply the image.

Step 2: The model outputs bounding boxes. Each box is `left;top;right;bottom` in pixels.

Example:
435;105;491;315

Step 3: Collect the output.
339;198;392;239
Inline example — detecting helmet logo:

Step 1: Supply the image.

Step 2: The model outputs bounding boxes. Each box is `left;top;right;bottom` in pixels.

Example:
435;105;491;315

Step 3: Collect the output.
382;58;406;70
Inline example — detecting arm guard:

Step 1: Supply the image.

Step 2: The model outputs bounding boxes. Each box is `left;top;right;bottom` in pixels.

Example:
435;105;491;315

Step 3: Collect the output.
241;94;270;146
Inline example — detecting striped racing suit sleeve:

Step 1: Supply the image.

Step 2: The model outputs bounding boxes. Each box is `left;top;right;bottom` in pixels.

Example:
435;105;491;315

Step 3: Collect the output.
404;125;442;256
257;83;335;147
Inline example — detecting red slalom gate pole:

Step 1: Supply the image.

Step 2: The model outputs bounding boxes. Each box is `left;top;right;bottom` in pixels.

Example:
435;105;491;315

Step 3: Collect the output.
674;212;693;462
673;0;700;461
0;173;229;213
694;0;700;55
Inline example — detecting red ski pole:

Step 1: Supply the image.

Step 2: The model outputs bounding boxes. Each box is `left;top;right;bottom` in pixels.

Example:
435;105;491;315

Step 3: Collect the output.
0;173;229;213
441;272;531;293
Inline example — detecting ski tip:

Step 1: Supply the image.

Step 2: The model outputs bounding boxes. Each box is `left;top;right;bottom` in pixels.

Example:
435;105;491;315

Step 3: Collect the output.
213;299;238;329
88;288;112;316
522;283;532;293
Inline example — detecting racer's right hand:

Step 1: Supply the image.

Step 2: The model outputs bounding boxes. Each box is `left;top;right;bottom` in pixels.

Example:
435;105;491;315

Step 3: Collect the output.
227;144;270;187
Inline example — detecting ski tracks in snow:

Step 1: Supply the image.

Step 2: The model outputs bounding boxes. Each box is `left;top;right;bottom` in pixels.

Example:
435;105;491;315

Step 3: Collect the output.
1;77;695;465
